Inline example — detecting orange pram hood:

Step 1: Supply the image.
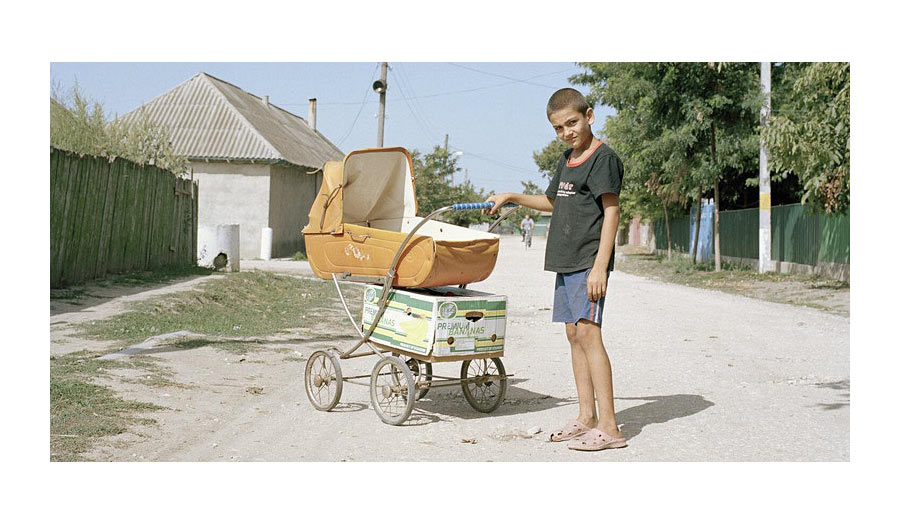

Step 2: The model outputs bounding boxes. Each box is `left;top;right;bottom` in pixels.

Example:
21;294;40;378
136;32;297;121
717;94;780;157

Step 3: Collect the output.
304;147;419;235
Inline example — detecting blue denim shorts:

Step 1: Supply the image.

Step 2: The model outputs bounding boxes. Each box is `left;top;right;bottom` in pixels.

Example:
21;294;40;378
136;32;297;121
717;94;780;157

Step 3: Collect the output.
552;268;608;325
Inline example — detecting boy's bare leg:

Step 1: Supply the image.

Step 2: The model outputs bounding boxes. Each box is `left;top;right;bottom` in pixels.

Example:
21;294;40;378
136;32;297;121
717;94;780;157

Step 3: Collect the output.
574;320;623;438
566;322;598;428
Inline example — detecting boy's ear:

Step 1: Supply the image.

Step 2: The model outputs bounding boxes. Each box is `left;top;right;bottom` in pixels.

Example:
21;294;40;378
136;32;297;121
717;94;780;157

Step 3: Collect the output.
586;107;595;125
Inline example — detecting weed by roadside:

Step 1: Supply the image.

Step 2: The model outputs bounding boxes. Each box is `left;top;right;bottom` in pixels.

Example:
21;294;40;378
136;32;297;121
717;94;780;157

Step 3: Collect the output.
76;271;363;346
51;265;217;304
291;251;307;261
50;350;170;461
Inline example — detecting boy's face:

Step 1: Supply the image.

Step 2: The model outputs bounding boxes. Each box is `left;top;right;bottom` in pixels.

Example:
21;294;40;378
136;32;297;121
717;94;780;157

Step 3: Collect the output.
548;106;595;151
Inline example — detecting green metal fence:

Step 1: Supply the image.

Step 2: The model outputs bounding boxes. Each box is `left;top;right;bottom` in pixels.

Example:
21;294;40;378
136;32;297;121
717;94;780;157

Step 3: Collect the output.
652;213;692;253
50;148;199;287
653;203;849;266
718;207;758;260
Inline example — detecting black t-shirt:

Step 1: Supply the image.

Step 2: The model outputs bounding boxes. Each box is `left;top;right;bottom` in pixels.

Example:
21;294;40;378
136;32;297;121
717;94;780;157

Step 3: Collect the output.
544;142;624;273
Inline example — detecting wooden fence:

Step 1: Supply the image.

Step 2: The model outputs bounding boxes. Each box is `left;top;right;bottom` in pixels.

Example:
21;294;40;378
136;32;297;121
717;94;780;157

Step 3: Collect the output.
50;147;198;287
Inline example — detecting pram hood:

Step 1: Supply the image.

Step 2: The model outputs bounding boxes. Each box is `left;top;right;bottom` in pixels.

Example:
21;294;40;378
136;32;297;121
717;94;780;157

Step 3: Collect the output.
304;147;418;235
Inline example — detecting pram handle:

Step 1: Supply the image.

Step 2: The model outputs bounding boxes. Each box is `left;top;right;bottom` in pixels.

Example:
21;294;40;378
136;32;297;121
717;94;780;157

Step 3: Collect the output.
451;202;517;211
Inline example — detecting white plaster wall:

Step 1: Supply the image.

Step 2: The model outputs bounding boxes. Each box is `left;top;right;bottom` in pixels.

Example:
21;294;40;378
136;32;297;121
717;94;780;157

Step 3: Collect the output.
190;162;270;261
269;165;320;258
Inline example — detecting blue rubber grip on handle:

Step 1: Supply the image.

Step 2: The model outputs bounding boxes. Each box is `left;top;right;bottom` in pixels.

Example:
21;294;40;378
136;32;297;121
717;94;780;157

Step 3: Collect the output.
451;202;517;211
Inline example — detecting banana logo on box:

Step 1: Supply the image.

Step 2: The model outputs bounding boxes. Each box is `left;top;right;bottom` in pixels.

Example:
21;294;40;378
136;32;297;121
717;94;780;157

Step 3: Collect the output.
439;302;457;320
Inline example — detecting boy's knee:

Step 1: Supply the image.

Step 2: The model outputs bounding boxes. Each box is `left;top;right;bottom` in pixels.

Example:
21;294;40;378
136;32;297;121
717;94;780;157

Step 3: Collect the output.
565;323;578;345
573;320;602;347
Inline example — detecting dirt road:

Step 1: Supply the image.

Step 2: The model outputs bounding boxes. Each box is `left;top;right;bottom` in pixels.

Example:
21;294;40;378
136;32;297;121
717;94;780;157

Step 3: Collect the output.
52;235;849;461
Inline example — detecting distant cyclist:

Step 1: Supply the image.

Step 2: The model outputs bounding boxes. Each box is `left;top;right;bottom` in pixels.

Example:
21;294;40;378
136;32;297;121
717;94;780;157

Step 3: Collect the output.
520;214;535;245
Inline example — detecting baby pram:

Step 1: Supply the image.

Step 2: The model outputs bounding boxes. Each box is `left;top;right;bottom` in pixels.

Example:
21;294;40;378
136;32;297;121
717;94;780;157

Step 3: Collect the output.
302;147;502;288
301;147;518;424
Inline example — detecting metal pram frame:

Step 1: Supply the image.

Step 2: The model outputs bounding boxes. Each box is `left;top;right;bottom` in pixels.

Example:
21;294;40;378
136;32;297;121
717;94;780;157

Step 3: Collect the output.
303;202;519;425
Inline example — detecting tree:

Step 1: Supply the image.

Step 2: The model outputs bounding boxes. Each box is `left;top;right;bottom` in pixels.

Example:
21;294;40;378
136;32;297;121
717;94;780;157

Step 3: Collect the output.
411;145;488;227
50;83;188;173
572;62;762;269
762;62;849;214
532;139;570;179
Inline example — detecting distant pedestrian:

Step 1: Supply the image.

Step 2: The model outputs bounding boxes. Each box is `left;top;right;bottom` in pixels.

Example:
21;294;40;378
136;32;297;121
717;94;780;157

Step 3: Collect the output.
486;88;625;451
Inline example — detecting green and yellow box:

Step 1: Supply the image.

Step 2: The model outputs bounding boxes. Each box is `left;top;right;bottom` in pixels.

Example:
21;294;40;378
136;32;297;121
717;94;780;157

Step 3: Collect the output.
360;285;507;358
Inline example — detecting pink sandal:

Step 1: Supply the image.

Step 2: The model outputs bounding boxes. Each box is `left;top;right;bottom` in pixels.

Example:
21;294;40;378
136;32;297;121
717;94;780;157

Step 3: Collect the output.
549;420;591;442
567;428;627;451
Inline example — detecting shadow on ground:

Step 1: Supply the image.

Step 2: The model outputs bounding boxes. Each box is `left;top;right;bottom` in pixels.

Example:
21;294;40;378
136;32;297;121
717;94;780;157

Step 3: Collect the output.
409;378;576;422
815;379;850;411
615;394;715;440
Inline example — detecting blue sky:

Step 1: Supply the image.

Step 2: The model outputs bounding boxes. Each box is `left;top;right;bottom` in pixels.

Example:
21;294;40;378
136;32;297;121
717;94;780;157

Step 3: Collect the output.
49;62;615;195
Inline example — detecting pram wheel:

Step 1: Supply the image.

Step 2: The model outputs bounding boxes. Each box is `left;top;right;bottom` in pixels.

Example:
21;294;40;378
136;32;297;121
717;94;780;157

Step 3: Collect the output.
460;357;507;413
305;350;343;411
370;356;416;425
406;358;433;400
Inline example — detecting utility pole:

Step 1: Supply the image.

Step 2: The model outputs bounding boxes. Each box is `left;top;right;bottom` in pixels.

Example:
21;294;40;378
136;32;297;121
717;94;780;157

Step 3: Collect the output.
759;61;772;273
375;62;388;147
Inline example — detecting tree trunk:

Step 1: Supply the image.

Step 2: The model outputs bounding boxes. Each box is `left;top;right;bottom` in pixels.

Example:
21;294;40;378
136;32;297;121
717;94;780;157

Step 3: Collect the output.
714;179;721;271
711;121;721;271
663;200;672;260
691;184;702;264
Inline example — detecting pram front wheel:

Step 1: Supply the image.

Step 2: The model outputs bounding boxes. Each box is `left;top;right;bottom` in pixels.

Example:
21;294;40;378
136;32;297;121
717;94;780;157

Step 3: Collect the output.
370;356;416;425
460;357;507;413
305;350;343;411
406;358;433;400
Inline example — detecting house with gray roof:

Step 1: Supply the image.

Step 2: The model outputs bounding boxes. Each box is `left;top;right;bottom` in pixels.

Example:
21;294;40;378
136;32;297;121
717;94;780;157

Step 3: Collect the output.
120;72;343;258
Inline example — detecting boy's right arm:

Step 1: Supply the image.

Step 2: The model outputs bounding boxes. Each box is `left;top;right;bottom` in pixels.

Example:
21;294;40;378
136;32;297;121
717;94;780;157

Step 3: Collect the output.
485;193;554;215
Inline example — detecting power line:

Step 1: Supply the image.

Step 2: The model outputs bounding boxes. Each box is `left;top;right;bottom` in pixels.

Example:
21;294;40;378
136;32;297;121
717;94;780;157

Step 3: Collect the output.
447;63;560;89
279;66;580;107
391;64;442;145
396;64;445;142
336;63;380;147
449;142;542;177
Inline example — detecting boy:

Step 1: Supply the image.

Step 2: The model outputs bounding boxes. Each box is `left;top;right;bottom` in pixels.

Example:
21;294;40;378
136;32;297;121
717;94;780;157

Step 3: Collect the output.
486;88;625;451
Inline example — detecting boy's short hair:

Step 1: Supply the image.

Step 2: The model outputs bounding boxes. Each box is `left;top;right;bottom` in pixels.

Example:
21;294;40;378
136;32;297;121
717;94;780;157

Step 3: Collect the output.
546;88;590;117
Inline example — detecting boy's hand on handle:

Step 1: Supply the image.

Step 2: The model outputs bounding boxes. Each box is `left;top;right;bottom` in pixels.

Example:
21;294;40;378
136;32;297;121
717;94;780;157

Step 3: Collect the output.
484;193;512;215
587;267;607;302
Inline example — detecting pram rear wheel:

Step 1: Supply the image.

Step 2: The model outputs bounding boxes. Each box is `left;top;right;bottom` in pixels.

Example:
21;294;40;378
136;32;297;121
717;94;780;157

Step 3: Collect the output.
406;358;433;400
370;356;415;425
305;350;343;411
460;357;507;413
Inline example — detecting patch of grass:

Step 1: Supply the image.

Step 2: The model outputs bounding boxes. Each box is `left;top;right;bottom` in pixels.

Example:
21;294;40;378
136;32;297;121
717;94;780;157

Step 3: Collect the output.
76;271;363;345
97;265;217;287
50;351;168;461
291;251;308;261
119;355;187;389
616;251;849;316
50;288;90;301
51;265;217;304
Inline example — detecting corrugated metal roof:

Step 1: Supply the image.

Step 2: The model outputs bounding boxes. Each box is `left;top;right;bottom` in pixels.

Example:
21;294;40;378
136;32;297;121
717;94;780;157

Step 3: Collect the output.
119;72;343;169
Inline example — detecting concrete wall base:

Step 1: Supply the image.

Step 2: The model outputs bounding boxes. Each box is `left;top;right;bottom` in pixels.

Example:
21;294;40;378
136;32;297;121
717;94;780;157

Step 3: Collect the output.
198;224;241;272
